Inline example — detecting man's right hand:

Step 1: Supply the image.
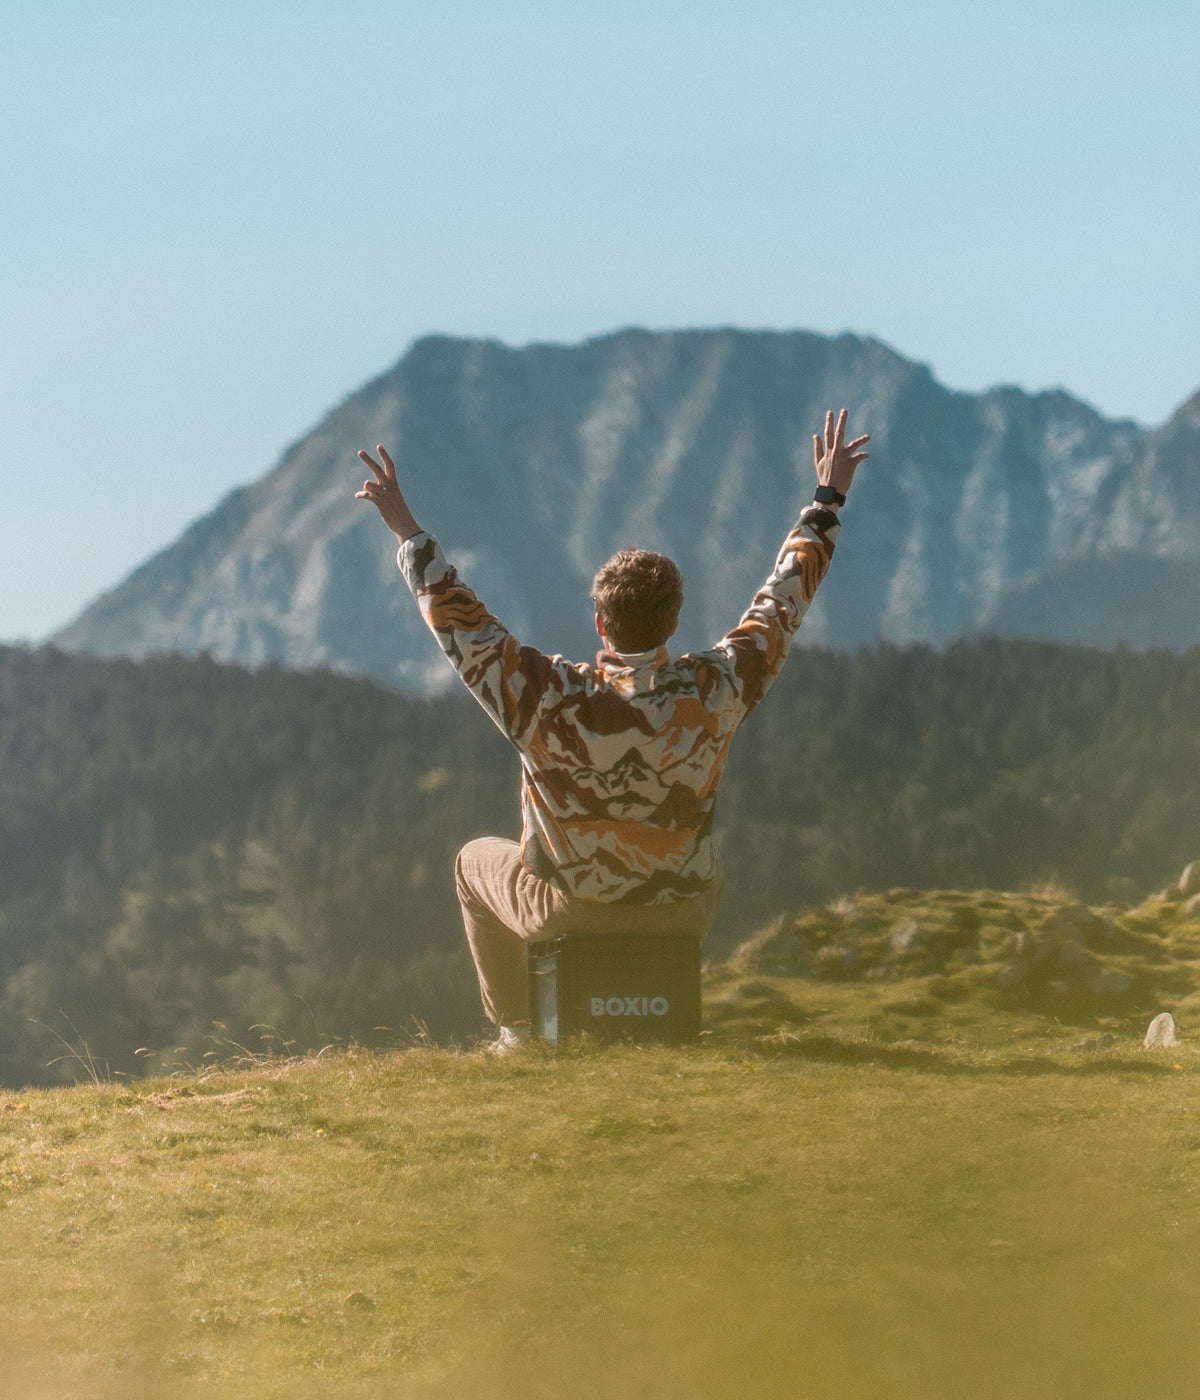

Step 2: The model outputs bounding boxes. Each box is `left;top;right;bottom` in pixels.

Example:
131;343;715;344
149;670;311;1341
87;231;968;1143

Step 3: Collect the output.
356;445;423;542
814;409;870;503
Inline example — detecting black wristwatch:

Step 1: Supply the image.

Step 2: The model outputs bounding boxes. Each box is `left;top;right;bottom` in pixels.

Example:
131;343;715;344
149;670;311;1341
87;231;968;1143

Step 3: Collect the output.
813;484;846;507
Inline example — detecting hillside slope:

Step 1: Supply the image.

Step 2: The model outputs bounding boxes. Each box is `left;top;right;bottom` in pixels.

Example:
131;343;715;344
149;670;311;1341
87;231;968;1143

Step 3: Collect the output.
706;873;1200;1045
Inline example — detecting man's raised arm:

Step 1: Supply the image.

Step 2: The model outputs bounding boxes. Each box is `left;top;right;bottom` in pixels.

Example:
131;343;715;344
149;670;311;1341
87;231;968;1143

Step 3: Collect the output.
354;440;556;750
702;408;869;717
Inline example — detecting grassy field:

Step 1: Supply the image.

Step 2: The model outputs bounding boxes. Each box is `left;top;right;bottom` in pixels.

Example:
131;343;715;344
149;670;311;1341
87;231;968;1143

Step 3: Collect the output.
4;1033;1200;1400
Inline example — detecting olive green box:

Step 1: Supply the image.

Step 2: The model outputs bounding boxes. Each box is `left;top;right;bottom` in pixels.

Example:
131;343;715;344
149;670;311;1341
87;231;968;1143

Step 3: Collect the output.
528;933;702;1045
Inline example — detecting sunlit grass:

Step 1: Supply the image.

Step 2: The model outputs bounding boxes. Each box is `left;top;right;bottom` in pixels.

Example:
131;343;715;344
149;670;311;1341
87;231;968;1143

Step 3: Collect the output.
3;1038;1200;1398
706;883;1200;1045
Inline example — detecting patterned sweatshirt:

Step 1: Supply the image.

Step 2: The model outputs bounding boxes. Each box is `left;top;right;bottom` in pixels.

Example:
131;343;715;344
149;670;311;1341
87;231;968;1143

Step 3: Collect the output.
397;512;838;904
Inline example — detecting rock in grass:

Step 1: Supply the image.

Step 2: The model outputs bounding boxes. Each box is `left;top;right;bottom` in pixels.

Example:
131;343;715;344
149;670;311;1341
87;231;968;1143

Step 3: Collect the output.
1068;1033;1118;1053
1144;1012;1179;1048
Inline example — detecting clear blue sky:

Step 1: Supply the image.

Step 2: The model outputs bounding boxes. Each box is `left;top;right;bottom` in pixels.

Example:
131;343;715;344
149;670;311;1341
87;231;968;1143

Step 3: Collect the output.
3;0;1198;642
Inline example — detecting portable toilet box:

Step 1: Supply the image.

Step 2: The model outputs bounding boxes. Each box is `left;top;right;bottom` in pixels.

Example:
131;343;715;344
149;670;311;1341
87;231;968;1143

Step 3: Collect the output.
528;932;702;1046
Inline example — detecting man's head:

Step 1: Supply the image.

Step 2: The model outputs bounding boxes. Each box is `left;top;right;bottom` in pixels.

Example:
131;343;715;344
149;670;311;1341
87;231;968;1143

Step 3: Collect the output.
592;549;684;653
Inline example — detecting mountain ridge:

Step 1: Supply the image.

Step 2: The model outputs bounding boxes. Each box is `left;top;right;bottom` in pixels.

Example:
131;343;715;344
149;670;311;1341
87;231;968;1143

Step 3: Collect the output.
54;327;1200;688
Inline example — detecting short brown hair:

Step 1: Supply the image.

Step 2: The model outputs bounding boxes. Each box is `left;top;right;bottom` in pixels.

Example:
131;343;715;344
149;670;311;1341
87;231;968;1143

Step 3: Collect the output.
592;549;684;653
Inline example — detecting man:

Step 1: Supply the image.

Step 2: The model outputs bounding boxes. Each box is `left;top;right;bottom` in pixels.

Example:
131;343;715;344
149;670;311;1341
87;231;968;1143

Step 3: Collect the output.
356;408;868;1052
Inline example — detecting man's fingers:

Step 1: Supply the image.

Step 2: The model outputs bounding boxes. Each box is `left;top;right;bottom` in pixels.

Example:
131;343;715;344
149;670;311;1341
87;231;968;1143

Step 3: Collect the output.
812;413;869;491
816;415;868;456
847;433;870;464
358;446;401;487
358;448;387;484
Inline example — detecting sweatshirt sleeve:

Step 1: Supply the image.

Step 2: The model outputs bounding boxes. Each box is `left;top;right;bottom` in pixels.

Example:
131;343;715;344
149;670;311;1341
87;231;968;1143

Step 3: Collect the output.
701;510;840;718
396;531;560;749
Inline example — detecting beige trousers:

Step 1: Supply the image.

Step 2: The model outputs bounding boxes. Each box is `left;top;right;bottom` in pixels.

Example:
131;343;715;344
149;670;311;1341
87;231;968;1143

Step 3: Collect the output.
455;837;724;1027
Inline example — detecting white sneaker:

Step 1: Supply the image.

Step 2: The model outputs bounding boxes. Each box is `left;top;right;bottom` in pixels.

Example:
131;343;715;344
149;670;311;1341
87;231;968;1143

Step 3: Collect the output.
485;1024;531;1057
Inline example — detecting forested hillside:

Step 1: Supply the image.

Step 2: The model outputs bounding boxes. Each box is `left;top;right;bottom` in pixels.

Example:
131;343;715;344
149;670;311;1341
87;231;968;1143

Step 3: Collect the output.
2;640;1199;1086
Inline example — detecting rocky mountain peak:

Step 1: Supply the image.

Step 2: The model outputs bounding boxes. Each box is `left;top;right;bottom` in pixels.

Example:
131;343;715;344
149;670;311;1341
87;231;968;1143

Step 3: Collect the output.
54;328;1200;689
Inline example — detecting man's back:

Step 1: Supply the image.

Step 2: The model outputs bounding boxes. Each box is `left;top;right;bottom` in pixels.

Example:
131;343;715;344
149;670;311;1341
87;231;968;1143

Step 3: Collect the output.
356;410;868;1041
397;510;838;902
